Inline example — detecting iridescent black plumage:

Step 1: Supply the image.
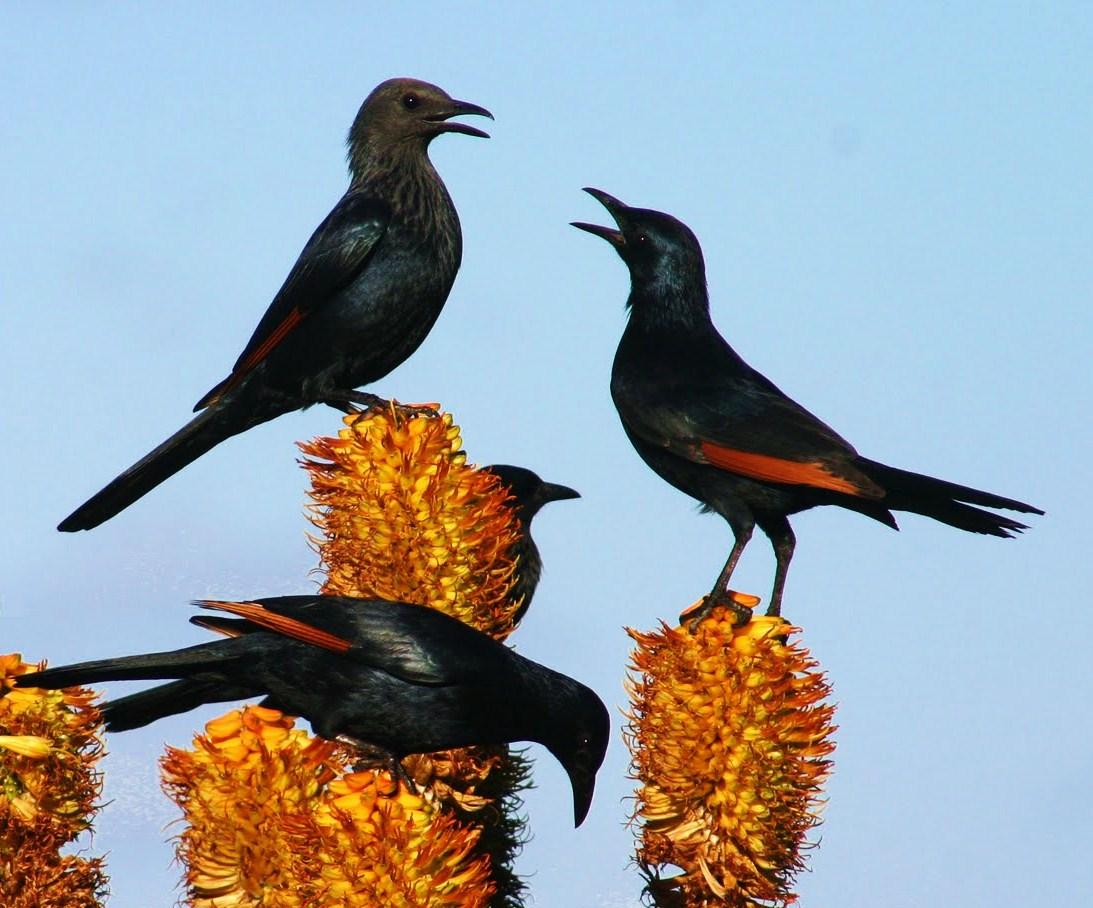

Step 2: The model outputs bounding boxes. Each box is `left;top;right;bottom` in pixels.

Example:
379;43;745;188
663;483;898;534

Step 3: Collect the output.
574;189;1042;619
18;596;609;826
60;78;491;531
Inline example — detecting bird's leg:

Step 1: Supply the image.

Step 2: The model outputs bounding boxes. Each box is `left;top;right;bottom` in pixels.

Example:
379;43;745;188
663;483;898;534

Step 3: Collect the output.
320;390;389;414
683;524;754;632
760;515;796;618
321;390;439;419
335;734;417;793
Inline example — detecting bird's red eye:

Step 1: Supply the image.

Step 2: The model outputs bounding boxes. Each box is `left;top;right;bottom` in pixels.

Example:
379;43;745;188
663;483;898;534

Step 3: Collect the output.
402;94;419;110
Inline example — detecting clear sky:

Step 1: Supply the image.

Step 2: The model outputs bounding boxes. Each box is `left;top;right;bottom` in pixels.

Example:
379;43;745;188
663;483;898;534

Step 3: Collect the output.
2;4;1090;906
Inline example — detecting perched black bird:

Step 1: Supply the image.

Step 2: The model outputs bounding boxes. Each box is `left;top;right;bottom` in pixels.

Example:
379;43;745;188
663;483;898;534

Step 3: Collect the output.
484;464;580;623
60;78;492;532
573;189;1042;620
17;596;610;826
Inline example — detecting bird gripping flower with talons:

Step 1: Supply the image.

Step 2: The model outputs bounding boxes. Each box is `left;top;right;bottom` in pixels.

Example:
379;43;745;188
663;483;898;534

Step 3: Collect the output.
574;187;1041;621
327;390;442;421
680;590;761;634
627;607;835;907
59;78;492;533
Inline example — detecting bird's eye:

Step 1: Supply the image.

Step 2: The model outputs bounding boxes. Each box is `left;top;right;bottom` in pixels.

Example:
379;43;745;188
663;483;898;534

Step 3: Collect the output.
636;234;648;245
402;94;419;110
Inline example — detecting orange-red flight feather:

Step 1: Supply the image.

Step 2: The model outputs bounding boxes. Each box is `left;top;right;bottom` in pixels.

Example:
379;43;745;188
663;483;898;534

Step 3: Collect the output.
699;441;871;497
198;600;352;654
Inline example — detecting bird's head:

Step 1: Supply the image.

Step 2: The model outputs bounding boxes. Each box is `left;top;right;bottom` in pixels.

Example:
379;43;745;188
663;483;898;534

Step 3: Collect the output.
542;682;610;827
483;464;580;524
348;78;492;169
572;188;707;300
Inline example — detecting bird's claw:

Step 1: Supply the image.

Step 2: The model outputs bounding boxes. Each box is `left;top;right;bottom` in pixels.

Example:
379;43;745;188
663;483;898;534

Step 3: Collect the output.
335;735;417;794
322;390;386;415
391;400;441;419
680;590;759;633
324;390;439;420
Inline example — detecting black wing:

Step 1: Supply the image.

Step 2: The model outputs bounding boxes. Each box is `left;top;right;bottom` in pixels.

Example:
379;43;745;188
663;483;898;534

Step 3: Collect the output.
195;192;389;409
197;597;504;687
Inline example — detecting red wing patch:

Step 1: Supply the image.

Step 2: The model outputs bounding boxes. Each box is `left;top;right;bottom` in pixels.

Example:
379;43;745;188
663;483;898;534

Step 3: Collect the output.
235;306;305;374
699;441;873;497
198;600;352;654
195;307;306;409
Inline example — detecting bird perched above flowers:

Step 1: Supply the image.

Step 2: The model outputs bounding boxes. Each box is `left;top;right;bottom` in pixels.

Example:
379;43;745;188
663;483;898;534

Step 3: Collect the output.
59;78;492;532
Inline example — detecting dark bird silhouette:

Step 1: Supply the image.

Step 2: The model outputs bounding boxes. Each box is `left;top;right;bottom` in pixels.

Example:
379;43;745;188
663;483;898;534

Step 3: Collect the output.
17;596;609;826
484;464;580;623
59;78;492;532
573;189;1042;621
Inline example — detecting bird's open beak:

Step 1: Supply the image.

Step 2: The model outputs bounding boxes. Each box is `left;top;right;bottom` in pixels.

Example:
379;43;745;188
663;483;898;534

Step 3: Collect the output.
570;187;627;247
429;100;494;138
542;482;581;503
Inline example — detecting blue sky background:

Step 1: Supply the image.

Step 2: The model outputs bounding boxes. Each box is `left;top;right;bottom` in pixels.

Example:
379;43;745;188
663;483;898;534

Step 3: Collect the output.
2;5;1090;905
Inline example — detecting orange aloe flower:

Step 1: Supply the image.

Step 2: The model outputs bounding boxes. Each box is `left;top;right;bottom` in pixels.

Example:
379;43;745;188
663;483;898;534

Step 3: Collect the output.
299;406;524;639
161;705;338;907
626;608;836;907
0;652;107;907
300;406;533;904
166;408;535;905
163;705;493;907
286;769;494;907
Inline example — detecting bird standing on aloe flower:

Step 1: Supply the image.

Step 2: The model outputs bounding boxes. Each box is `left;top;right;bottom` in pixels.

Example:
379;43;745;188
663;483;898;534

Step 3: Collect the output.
60;78;492;532
18;596;610;827
573;189;1042;622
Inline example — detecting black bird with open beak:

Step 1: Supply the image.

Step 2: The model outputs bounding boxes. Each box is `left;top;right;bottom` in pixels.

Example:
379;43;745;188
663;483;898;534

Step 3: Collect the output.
60;78;492;532
574;188;1041;624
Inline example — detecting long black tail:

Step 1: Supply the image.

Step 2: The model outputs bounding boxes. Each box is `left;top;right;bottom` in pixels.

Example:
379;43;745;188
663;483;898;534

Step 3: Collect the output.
861;458;1043;537
58;404;249;532
101;679;254;732
14;640;243;691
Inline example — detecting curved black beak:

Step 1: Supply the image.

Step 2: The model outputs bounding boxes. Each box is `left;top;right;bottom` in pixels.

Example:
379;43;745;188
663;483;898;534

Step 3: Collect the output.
431;99;494;138
570;769;596;828
582;186;627;214
571;187;628;247
541;482;580;504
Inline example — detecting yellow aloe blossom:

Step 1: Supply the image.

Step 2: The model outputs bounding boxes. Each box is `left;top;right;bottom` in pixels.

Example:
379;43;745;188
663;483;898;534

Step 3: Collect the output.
0;734;53;759
163;705;493;908
286;769;494;907
626;606;836;907
299;407;523;639
0;652;107;907
161;705;342;907
299;406;532;905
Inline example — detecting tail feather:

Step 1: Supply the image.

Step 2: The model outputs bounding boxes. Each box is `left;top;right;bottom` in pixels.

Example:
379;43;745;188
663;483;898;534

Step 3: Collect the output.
190;615;255;638
101;679;253;732
861;458;1042;538
14;641;243;691
58;404;247;532
899;496;1030;537
861;458;1043;515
